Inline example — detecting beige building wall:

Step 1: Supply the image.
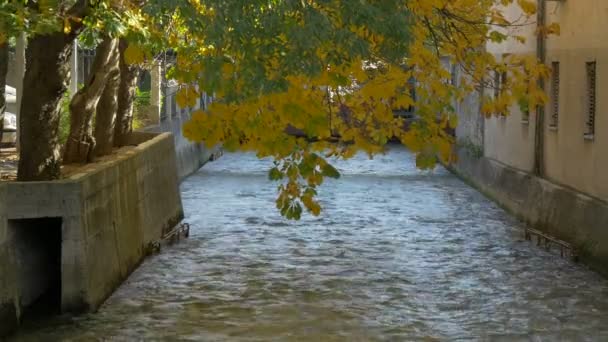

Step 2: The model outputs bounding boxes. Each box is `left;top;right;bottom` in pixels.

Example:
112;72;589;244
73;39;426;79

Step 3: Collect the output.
481;1;608;201
483;104;536;172
543;0;608;201
483;2;537;173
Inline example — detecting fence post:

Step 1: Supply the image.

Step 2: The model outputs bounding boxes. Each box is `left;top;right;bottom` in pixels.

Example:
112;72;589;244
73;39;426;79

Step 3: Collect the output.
150;63;162;125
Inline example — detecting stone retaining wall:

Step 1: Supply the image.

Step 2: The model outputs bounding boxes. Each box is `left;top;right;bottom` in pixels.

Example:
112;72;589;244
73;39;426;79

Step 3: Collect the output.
450;149;608;276
0;132;185;336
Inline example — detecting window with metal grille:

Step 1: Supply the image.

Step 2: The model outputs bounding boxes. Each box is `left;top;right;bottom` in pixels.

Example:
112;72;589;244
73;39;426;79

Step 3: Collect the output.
550;61;560;128
494;71;507;116
522;106;530;123
493;70;501;99
501;71;508;117
585;61;596;137
520;68;530;123
450;64;458;87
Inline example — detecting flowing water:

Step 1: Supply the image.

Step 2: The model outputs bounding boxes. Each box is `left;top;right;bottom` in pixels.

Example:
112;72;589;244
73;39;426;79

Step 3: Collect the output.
12;146;608;341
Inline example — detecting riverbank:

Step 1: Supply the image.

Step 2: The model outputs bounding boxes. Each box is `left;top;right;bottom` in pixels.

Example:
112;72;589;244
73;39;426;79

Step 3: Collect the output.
448;147;608;277
0;115;217;338
0;132;185;337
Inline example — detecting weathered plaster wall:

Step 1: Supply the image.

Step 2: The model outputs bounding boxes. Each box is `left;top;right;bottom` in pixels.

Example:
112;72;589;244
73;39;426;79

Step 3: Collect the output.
450;0;608;279
451;73;484;152
482;0;608;199
482;2;538;173
483;106;536;173
543;0;608;202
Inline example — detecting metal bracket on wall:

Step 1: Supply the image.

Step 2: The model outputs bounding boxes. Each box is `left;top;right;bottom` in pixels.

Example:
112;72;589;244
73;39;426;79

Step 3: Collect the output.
145;222;191;256
524;227;577;261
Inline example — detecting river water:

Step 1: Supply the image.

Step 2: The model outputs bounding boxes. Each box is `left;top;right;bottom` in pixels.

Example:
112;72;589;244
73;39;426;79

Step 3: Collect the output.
12;146;608;341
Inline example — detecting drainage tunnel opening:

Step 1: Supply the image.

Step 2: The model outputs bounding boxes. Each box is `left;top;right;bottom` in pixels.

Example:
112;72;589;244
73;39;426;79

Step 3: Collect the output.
9;217;62;319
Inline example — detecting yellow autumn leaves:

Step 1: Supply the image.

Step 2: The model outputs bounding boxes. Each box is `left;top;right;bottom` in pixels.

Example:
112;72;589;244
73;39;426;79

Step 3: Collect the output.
124;44;146;64
175;86;200;109
173;0;560;219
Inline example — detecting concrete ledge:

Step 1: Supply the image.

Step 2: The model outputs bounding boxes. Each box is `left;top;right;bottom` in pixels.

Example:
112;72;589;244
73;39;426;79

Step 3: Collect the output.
0;131;184;336
449;149;608;276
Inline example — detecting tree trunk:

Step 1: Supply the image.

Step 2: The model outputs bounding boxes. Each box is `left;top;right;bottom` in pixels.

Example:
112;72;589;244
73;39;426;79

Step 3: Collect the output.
0;42;8;144
114;39;140;147
93;67;120;156
17;34;75;180
63;37;119;164
17;0;88;181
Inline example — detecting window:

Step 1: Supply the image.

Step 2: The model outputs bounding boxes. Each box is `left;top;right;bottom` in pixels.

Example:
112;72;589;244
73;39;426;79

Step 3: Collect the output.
585;61;596;138
501;72;507;117
493;70;507;117
450;64;458;87
493;70;501;99
170;95;177;117
522;106;530;123
200;94;206;111
549;61;560;128
519;68;531;123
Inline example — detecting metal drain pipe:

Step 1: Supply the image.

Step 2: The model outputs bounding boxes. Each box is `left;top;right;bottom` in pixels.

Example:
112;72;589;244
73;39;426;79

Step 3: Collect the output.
533;0;547;177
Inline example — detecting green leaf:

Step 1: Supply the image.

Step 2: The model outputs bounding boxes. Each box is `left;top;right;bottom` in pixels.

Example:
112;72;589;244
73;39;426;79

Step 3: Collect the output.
321;163;340;179
298;159;314;177
415;152;437;169
268;167;283;181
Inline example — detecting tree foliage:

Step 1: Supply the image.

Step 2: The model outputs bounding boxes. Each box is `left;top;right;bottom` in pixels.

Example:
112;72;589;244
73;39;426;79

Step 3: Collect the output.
3;0;558;218
155;0;555;219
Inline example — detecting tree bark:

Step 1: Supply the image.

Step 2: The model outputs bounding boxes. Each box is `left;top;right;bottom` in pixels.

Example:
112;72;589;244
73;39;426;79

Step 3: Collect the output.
63;37;119;164
0;42;8;144
93;66;120;156
17;0;88;181
17;34;76;180
114;39;140;147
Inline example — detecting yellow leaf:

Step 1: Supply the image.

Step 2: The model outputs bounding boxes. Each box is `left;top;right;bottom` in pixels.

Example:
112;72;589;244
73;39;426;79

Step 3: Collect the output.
518;0;537;15
124;44;145;65
546;22;561;36
63;18;71;34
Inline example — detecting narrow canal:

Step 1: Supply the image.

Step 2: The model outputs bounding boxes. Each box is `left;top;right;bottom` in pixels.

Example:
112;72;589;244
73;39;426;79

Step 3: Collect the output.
12;146;608;341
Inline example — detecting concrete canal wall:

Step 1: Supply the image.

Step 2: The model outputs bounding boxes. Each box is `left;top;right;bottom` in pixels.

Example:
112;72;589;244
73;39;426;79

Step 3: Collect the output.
0;126;213;337
450;149;608;276
145;112;218;180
